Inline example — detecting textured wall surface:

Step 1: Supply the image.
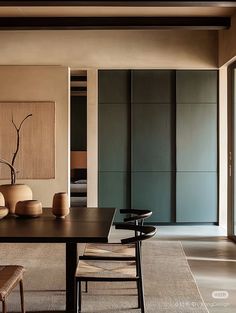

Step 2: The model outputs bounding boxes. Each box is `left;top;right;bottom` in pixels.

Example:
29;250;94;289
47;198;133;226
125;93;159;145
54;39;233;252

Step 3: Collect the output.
0;66;69;206
0;30;218;69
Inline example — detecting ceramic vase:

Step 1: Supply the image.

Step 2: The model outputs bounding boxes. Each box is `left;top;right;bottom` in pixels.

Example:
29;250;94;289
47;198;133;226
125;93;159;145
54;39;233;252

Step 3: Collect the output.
15;200;42;218
0;192;5;206
52;192;70;218
0;184;33;214
0;206;8;220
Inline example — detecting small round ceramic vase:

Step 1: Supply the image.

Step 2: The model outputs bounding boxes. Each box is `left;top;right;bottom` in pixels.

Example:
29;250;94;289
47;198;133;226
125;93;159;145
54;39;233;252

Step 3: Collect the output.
0;192;5;206
0;206;8;220
0;184;33;214
52;192;70;218
15;200;42;218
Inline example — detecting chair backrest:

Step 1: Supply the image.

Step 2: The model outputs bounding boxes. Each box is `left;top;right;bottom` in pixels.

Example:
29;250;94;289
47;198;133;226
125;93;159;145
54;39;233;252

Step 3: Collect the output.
115;223;156;276
119;209;152;224
115;223;157;244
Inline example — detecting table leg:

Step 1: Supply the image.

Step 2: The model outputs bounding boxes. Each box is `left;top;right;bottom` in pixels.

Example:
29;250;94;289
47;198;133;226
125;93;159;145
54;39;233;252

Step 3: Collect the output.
66;242;78;313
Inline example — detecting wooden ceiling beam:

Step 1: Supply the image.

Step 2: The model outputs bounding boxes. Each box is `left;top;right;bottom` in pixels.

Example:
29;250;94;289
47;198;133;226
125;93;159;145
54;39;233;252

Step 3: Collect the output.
0;16;230;30
0;1;235;8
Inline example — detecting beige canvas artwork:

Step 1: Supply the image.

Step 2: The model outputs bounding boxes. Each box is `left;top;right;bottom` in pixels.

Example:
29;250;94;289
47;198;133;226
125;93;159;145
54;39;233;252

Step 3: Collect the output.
0;101;55;179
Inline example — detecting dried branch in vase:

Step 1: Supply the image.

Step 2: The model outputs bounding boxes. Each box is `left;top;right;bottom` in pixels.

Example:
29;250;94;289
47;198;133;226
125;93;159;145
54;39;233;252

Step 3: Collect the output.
0;113;32;184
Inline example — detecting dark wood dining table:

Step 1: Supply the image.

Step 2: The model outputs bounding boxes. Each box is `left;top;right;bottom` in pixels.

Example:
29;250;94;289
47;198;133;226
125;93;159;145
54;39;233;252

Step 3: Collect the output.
0;207;116;312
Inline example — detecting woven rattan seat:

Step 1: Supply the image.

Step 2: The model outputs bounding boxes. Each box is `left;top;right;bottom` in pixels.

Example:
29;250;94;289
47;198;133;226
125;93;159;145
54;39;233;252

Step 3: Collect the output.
0;265;25;313
82;209;152;262
76;260;136;278
83;243;135;258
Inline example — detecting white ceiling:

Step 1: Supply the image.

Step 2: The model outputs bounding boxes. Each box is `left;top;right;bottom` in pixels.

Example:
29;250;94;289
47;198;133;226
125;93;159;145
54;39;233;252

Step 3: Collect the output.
0;6;235;17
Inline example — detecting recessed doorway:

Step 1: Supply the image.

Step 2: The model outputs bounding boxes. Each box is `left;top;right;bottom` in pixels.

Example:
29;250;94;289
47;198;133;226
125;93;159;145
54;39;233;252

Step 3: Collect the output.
70;70;87;207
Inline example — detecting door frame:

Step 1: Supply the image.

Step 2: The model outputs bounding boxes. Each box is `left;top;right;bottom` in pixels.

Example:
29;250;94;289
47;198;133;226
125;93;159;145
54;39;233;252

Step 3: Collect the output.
228;61;236;241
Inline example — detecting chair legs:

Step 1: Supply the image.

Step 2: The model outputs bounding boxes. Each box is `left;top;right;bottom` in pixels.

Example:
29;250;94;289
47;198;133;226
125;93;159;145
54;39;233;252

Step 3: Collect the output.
137;280;141;308
138;277;145;313
76;279;145;313
76;281;82;313
1;280;25;313
2;301;6;313
19;280;25;313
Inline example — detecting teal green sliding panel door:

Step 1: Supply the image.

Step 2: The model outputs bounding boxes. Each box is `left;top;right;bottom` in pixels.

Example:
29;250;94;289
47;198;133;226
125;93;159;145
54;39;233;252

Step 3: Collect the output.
131;70;174;222
98;69;218;224
98;70;130;222
176;71;218;222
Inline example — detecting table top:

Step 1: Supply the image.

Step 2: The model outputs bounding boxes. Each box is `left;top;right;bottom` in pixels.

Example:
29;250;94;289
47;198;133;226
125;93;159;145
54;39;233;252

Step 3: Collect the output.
0;207;116;243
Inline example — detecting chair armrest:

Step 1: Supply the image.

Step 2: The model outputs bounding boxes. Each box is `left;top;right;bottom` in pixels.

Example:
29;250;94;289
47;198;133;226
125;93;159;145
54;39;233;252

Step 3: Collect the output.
119;209;152;222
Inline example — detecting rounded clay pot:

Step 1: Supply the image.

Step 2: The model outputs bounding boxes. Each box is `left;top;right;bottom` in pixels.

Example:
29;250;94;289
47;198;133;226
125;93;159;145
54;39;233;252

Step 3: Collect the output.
15;200;42;218
0;206;8;220
0;192;5;206
0;184;33;214
52;192;70;218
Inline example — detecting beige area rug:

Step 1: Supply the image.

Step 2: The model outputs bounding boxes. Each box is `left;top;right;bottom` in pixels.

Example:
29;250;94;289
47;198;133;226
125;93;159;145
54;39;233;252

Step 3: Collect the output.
0;241;209;313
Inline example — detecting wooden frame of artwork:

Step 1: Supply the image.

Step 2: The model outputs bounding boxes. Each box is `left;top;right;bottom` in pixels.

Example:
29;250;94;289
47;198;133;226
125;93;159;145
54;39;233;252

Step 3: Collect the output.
0;101;55;179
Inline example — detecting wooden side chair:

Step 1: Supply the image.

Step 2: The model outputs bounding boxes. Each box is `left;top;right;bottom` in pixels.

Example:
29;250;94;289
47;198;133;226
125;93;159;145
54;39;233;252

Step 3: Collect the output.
75;224;157;313
0;265;25;313
82;209;152;261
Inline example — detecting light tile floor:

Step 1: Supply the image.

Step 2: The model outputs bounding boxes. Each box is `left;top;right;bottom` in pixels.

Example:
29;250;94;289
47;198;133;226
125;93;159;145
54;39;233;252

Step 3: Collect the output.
111;225;236;313
156;226;236;313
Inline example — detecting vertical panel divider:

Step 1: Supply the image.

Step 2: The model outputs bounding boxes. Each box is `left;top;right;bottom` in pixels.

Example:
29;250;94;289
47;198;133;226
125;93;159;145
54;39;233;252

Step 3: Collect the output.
171;70;177;223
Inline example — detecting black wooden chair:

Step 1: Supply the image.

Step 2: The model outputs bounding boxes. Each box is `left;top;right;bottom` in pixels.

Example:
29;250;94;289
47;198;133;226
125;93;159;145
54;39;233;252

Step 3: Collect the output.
80;209;152;293
81;209;152;261
75;224;157;313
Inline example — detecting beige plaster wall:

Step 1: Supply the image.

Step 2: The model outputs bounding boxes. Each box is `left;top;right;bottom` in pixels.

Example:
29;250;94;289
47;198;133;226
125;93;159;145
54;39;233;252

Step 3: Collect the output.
219;12;236;67
87;69;98;207
0;29;218;209
0;65;69;206
0;30;218;69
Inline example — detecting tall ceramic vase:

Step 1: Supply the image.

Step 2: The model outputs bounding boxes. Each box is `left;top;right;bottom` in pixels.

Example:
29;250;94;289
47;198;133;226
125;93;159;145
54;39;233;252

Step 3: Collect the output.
52;192;70;218
0;184;33;214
